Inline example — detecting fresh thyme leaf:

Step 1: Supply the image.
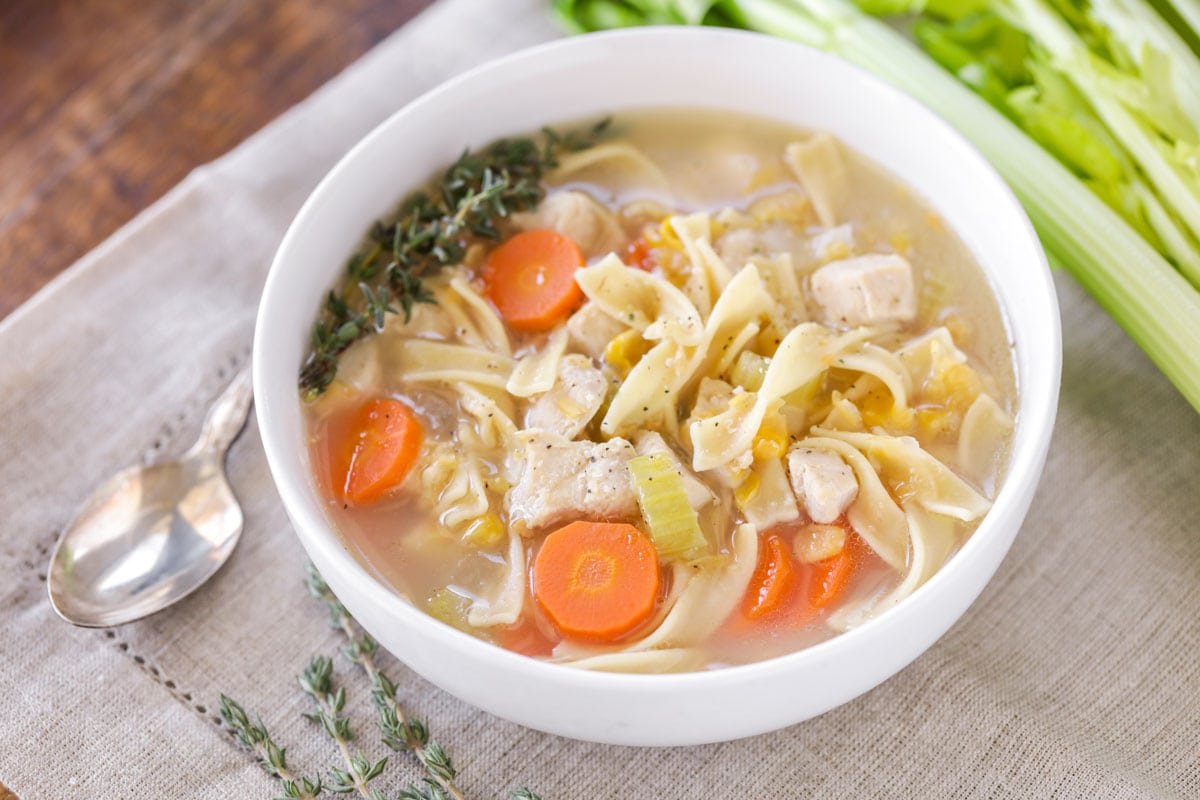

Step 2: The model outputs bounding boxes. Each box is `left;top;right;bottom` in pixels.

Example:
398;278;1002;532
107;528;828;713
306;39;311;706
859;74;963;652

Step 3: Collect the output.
219;694;323;800
222;565;546;799
298;117;613;399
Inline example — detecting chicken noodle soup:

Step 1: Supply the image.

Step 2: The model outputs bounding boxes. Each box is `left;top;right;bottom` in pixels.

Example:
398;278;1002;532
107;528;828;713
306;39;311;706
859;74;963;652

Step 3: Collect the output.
302;110;1016;673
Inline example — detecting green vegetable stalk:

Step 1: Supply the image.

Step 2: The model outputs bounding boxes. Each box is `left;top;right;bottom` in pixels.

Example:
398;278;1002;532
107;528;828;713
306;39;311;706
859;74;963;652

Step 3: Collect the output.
553;0;1200;416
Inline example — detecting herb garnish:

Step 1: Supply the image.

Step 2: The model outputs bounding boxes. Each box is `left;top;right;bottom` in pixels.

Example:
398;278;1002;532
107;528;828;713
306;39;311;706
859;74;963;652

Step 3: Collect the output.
221;564;543;799
298;118;612;400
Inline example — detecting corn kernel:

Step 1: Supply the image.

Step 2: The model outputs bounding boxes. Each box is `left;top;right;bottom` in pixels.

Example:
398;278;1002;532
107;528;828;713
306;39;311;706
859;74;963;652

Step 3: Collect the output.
604;329;651;376
461;513;506;549
733;470;761;509
752;411;789;461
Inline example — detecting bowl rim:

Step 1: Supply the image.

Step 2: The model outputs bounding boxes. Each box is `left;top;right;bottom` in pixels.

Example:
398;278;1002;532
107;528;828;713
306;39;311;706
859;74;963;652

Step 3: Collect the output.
254;26;1060;696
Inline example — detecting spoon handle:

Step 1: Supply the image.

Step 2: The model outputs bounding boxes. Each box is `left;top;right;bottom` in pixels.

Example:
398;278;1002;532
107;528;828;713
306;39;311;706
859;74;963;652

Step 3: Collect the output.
194;366;254;457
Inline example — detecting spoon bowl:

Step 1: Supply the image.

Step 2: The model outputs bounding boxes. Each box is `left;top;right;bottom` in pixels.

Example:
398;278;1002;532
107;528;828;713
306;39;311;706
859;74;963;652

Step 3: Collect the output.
48;368;253;627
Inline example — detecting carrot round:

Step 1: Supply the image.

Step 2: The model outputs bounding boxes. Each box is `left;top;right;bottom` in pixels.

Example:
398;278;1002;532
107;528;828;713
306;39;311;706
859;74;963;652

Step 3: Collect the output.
532;521;661;643
741;532;798;620
624;237;656;271
806;532;862;610
483;229;585;331
326;397;423;504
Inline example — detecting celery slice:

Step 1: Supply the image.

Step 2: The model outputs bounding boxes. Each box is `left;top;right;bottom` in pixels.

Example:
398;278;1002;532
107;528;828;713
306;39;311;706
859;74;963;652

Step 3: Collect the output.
728;350;770;391
628;451;708;561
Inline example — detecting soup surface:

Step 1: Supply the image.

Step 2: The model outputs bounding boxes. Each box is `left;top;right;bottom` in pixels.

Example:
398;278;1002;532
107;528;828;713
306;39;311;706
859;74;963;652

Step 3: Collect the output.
302;110;1016;673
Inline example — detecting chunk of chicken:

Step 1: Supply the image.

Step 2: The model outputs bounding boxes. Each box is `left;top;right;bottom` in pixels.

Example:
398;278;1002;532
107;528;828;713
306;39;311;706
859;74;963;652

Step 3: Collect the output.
506;431;638;531
809;253;916;327
511;190;626;258
633;431;716;509
566;301;627;360
524;354;607;440
786;445;858;524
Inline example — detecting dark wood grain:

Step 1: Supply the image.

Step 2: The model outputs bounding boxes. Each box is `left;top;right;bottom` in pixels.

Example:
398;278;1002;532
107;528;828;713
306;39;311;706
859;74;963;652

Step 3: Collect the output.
0;0;436;320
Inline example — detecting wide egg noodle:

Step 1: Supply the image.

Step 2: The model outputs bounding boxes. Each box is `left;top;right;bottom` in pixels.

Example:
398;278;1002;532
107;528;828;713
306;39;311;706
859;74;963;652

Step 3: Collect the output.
600;339;690;438
436;430;491;529
600;264;776;438
784;133;848;228
795;436;908;571
740;456;800;530
668;212;734;297
827;502;960;632
957;392;1014;495
547;141;671;196
562;648;704;673
384;339;514;390
466;529;527;628
688;323;877;472
506;326;570;398
447;275;512;358
812;427;991;522
838;343;913;410
709;321;761;381
575;254;704;346
896;326;968;388
678;262;775;391
748;253;808;327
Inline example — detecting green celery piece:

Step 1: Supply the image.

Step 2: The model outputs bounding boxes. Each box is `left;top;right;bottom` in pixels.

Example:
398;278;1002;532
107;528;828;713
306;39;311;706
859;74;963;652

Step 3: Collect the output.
1004;0;1200;286
856;0;928;15
1005;61;1126;184
924;0;991;20
914;19;1016;107
628;452;707;561
1091;0;1200;123
552;0;678;31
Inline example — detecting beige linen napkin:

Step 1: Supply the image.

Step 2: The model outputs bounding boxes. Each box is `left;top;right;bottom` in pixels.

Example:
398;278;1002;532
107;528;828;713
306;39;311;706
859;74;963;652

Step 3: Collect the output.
2;0;1198;796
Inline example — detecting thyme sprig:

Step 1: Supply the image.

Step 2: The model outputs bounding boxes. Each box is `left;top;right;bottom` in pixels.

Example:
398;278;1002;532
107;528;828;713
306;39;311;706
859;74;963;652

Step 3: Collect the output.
219;695;323;800
299;656;389;799
221;565;544;800
306;565;467;800
298;117;612;399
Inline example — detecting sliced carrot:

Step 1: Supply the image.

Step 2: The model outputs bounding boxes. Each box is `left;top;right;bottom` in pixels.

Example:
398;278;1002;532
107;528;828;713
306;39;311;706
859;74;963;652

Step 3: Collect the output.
741;532;798;620
325;397;423;504
807;545;856;610
624;237;656;271
805;531;869;610
483;229;585;331
532;521;661;643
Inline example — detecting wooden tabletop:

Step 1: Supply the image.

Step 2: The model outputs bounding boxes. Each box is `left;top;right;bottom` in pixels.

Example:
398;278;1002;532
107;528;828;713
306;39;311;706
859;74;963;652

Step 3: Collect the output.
0;0;435;321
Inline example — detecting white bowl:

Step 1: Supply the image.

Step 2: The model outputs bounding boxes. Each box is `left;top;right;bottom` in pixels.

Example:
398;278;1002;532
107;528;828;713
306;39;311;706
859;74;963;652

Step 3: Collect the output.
254;27;1060;746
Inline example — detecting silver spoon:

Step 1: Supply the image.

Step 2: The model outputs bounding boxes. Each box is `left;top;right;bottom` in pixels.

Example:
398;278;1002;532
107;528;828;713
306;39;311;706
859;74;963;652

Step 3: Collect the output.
48;367;253;627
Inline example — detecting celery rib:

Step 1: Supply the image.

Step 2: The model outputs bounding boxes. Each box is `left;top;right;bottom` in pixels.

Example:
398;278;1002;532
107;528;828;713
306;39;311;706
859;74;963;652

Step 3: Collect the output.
628;451;707;561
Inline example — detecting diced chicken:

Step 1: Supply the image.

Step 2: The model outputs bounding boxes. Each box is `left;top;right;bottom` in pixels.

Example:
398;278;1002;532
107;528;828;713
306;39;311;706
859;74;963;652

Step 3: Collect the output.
511;190;626;258
716;228;762;270
809;253;916;327
524;354;607;440
786;445;858;524
633;431;716;509
717;224;811;271
566;301;627;360
506;431;638;531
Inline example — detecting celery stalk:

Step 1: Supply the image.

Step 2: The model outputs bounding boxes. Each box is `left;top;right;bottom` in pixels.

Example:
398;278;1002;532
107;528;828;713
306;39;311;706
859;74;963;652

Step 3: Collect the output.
552;0;1200;415
628;452;707;561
